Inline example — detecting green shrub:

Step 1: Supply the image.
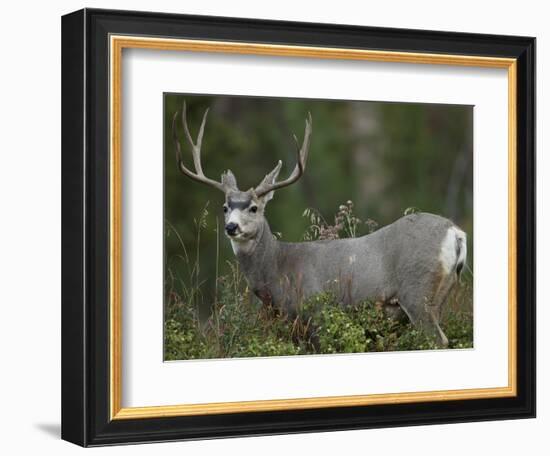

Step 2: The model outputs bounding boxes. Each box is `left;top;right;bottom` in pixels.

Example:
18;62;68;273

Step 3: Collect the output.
165;271;473;360
164;292;209;360
314;301;367;354
232;335;300;357
440;280;474;349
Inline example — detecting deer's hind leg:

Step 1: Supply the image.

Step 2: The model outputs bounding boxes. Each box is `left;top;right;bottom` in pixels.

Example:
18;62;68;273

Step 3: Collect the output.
397;272;454;348
430;270;458;325
376;298;407;322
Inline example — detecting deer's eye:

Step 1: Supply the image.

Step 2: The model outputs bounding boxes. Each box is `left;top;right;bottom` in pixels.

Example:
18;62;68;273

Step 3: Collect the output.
249;206;258;214
223;205;228;213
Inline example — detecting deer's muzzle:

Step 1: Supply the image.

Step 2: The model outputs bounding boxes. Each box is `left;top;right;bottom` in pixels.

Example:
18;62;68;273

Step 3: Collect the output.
225;222;239;236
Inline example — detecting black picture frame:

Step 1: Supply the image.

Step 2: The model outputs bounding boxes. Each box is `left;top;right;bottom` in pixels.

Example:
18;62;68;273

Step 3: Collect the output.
62;8;535;447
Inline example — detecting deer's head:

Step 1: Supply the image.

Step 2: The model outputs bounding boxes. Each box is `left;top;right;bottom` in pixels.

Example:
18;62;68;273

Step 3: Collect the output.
172;102;312;250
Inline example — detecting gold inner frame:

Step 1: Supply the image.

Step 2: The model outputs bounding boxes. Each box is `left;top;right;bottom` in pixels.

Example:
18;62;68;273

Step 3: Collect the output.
109;35;518;420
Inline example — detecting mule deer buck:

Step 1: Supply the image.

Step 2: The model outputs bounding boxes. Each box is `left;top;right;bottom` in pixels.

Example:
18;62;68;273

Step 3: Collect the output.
172;102;467;347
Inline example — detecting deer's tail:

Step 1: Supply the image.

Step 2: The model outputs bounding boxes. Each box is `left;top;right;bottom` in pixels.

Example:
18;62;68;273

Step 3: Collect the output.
454;228;467;280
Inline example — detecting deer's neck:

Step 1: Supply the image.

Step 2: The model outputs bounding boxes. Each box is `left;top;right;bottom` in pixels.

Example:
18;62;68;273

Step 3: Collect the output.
232;220;279;284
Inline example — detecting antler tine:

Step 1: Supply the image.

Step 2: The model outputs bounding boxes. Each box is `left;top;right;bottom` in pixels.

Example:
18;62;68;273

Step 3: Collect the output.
255;112;312;198
181;101;210;175
173;102;226;192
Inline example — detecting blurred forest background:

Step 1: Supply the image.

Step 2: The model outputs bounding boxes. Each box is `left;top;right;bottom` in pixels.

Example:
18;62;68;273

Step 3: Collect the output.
164;94;473;320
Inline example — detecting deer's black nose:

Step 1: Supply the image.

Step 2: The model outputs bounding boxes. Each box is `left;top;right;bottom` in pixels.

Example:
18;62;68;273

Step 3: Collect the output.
225;222;239;236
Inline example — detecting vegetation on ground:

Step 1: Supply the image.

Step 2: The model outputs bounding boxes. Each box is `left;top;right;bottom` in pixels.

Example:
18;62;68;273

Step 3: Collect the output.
164;201;473;361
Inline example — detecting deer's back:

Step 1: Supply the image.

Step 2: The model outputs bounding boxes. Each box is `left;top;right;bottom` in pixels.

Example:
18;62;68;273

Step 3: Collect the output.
274;212;456;307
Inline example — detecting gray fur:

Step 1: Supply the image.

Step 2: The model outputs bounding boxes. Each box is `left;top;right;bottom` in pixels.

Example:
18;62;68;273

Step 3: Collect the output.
223;188;466;347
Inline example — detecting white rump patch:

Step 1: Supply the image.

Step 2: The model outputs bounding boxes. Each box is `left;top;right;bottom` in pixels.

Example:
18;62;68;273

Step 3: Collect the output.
439;226;467;275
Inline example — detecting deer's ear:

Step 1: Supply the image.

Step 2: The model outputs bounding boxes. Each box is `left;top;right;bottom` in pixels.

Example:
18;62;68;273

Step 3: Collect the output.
221;170;238;191
261;189;275;204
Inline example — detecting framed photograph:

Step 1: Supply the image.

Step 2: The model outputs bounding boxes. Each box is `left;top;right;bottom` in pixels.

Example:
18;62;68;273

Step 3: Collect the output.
61;8;535;447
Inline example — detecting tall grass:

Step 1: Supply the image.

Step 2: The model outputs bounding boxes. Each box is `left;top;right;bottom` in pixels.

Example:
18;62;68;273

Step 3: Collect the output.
164;201;473;360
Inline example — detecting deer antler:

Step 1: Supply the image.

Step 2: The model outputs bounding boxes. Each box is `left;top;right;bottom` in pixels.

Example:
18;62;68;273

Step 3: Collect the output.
255;112;312;198
172;102;227;192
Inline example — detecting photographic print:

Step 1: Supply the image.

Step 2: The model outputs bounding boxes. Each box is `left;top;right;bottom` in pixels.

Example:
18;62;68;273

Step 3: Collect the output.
164;94;473;360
